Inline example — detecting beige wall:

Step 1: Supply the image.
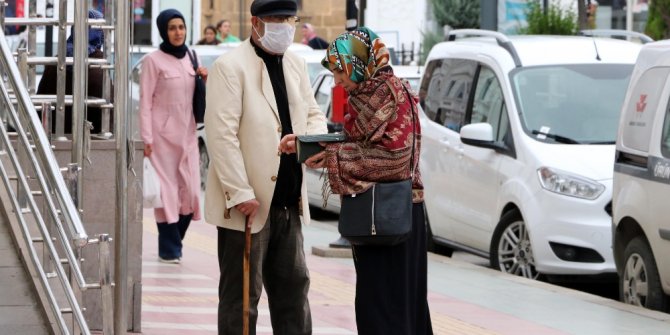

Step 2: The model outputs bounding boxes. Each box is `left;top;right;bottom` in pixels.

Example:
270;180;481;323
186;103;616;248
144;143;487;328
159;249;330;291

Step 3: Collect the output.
201;0;346;43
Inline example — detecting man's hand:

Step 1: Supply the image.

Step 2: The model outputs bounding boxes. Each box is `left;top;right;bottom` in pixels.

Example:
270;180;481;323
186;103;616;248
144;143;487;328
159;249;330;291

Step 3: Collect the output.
305;151;326;169
235;199;260;228
278;134;297;154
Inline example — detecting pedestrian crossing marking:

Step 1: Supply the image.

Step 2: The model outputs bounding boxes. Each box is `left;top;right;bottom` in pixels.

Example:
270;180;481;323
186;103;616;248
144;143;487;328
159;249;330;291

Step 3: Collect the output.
142;295;218;304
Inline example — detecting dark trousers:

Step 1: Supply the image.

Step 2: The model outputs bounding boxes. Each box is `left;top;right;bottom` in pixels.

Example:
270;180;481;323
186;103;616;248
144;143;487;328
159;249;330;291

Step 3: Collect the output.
217;205;312;335
156;213;193;259
352;202;433;335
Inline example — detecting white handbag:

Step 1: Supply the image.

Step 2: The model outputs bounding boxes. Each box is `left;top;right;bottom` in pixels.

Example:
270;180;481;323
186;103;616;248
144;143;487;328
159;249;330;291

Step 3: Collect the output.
143;157;163;208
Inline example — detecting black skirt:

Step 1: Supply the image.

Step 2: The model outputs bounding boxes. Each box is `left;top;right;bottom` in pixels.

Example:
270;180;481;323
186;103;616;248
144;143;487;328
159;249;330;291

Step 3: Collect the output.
351;202;433;335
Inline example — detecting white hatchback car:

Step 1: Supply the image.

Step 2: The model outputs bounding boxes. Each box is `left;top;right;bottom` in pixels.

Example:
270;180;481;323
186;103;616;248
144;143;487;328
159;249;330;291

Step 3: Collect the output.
612;40;670;312
420;29;643;279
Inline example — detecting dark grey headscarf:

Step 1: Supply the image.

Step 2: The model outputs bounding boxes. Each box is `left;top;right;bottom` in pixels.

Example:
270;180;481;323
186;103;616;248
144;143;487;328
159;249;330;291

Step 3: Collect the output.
156;9;188;59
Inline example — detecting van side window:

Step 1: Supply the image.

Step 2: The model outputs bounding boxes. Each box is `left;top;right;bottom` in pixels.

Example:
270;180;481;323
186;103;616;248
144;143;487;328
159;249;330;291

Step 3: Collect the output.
660;97;670;158
471;66;507;142
420;58;476;132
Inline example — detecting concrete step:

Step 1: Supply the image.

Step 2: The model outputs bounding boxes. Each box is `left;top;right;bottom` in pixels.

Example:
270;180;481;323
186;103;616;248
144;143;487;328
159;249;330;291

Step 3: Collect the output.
0;216;50;334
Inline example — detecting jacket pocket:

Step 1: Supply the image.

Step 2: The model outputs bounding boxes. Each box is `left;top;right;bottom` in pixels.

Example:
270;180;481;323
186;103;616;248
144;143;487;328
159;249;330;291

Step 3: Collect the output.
162;71;181;80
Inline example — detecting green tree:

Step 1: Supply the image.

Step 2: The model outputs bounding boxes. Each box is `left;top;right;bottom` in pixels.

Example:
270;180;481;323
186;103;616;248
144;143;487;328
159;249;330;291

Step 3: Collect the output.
646;0;670;40
431;0;480;29
519;0;577;35
421;0;480;64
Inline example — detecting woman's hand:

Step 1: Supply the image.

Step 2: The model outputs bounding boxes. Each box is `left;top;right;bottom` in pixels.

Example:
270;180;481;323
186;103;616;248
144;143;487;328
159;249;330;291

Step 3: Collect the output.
144;143;152;157
197;66;208;82
305;151;326;169
278;134;297;154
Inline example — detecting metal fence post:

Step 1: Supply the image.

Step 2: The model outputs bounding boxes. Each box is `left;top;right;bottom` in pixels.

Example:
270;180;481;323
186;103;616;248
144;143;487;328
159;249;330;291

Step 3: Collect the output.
113;0;130;333
98;234;114;334
64;163;80;208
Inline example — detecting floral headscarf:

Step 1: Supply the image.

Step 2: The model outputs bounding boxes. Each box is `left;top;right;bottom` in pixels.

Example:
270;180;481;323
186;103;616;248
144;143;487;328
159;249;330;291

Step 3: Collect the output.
321;27;390;83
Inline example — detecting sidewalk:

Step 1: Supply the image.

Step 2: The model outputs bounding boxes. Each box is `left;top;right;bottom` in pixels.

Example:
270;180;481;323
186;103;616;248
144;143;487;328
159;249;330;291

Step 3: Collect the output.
139;209;670;335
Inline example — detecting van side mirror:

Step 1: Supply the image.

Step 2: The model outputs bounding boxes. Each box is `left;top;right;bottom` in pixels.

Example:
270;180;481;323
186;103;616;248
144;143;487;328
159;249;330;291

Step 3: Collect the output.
460;123;508;153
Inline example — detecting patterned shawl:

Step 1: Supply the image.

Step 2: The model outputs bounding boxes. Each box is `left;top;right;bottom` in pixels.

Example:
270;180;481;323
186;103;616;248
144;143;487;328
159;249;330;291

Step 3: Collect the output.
321;27;390;83
323;69;423;201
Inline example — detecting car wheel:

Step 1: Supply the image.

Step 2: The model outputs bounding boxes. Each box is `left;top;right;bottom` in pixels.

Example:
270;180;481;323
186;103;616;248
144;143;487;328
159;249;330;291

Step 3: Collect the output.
490;209;540;279
199;142;209;190
620;237;669;312
425;208;454;257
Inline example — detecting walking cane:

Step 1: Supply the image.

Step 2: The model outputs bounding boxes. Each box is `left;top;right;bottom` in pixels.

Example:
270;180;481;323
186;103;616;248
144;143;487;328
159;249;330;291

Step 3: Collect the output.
243;215;251;335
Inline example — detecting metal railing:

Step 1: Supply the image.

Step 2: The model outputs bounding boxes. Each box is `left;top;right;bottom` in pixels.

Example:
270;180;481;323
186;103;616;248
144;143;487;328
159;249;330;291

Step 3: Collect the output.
0;26;112;334
0;0;130;333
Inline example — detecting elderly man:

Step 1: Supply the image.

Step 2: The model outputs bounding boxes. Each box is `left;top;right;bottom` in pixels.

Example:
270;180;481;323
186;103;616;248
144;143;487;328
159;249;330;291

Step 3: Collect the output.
204;0;327;334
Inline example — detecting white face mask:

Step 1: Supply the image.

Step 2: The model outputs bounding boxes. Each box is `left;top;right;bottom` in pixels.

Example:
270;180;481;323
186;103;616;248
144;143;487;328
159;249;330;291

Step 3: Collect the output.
254;19;296;54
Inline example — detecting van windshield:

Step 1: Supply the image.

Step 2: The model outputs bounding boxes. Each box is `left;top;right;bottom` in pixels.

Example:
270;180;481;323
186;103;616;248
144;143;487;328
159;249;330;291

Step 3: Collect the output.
511;64;633;144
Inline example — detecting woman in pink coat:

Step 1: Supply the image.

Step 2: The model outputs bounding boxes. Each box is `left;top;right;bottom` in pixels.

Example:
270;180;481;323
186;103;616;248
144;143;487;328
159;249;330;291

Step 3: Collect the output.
140;9;207;263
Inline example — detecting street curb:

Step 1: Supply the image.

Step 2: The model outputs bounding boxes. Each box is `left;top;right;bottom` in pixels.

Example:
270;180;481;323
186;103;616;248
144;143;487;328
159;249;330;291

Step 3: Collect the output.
311;245;352;258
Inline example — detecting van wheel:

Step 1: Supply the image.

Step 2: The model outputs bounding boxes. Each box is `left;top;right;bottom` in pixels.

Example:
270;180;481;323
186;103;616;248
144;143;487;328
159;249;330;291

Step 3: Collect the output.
490;209;540;279
199;142;209;190
620;237;669;312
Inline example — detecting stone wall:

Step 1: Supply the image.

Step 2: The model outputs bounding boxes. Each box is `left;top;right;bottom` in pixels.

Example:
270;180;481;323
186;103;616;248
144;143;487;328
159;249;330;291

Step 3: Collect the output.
200;0;346;44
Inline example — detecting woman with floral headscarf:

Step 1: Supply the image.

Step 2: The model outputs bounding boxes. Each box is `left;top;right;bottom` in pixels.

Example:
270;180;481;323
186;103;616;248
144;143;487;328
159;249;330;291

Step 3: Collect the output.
306;27;433;334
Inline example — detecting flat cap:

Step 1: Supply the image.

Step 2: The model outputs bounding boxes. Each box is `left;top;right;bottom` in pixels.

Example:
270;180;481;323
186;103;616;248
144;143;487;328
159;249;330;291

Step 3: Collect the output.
250;0;297;17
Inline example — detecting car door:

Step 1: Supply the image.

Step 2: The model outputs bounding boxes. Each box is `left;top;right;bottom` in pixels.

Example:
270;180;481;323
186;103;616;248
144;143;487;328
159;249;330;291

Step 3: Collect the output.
305;73;336;209
419;58;477;240
454;65;512;251
130;60;143;141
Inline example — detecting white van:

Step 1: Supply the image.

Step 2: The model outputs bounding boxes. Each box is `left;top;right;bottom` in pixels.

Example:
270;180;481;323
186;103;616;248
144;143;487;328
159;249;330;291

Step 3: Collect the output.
420;29;643;279
612;40;670;312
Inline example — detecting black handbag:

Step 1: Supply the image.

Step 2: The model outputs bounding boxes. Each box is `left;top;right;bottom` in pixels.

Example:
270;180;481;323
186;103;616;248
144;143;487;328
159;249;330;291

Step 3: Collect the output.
338;86;417;246
187;49;206;123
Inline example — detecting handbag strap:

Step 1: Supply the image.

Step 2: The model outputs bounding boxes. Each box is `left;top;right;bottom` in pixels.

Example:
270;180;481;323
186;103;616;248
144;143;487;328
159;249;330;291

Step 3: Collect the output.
403;85;416;178
186;49;199;71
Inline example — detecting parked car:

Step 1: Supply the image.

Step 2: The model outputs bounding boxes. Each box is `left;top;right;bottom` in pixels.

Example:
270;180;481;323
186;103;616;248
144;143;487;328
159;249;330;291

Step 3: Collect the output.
306;66;424;213
292;48;328;84
420;29;644;280
612;40;670;312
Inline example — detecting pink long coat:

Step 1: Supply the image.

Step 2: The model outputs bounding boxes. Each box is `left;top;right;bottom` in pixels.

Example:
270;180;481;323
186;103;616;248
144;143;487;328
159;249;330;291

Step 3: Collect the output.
139;50;201;223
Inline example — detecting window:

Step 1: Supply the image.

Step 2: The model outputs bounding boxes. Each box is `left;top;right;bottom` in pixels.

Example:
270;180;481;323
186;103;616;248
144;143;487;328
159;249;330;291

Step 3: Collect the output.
131;62;142;85
314;74;334;119
420;58;476;132
468;66;512;153
660;97;670;159
512;64;633;144
471;66;506;141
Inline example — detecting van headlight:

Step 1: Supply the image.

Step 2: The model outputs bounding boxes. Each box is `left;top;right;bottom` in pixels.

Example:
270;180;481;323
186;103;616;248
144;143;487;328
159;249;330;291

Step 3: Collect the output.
537;167;605;200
